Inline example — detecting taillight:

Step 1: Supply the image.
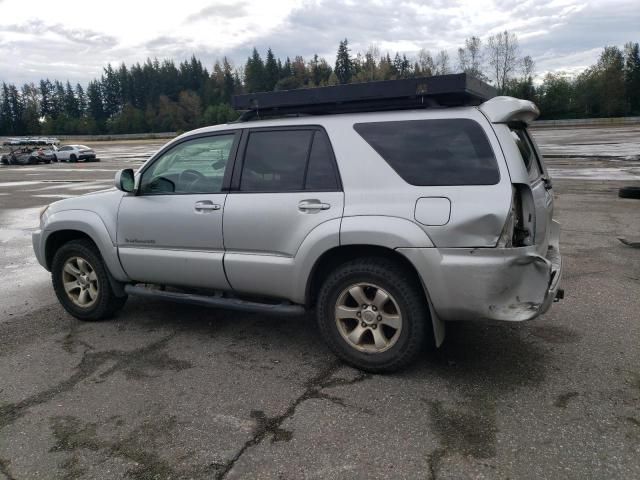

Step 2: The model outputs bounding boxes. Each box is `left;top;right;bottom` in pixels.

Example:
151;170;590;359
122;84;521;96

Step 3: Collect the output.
498;186;534;247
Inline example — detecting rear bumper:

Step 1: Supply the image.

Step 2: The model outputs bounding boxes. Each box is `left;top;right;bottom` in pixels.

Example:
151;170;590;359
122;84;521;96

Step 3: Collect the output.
398;220;563;322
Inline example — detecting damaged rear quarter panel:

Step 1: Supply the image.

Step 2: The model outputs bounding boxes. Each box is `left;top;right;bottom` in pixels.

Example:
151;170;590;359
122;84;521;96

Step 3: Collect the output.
398;246;553;322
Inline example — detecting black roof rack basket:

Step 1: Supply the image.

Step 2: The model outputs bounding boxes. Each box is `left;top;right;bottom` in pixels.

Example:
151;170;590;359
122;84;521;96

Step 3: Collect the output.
232;73;496;121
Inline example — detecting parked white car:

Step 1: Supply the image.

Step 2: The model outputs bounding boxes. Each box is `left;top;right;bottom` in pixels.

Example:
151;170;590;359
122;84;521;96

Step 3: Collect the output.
56;145;98;163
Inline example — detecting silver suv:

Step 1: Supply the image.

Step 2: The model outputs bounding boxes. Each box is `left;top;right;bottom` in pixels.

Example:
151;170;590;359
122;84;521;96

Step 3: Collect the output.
33;76;563;372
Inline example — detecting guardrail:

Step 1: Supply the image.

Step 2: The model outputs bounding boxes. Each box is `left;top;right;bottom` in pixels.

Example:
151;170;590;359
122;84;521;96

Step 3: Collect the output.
533;117;640;128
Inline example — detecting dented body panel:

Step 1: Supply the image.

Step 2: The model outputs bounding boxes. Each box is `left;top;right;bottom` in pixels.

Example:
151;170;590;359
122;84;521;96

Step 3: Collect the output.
398;220;562;322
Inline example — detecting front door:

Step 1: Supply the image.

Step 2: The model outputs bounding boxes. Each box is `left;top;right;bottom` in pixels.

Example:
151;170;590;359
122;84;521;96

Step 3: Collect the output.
117;132;239;289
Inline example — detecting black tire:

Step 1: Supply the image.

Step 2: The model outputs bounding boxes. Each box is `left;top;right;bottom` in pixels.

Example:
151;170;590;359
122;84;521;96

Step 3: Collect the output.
51;239;127;321
619;186;640;199
70;154;77;163
316;257;430;373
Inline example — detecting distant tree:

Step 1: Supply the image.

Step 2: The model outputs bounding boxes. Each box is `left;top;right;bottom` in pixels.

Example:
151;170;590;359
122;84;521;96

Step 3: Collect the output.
101;64;121;117
335;39;353;84
21;83;41;134
434;50;451;75
416;49;435;77
177;90;202;129
538;73;575;119
358;45;379;81
64;81;79;118
39;79;54;119
244;48;266;92
588;46;626;117
86;80;106;131
75;83;87;116
109;104;146;133
487;31;519;92
458;36;486;80
264;48;280;91
623;42;640;114
275;76;303;91
0;83;14;133
291;55;308;86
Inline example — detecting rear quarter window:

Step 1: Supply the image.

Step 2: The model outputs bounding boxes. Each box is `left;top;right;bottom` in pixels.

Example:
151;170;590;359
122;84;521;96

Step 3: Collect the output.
354;119;500;186
509;127;542;182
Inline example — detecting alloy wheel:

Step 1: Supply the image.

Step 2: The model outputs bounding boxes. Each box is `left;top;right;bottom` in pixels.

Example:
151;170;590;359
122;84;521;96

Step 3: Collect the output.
61;256;99;308
335;283;402;353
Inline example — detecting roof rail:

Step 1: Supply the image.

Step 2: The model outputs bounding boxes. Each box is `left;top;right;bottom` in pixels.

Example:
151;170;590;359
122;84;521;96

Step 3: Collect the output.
232;73;496;121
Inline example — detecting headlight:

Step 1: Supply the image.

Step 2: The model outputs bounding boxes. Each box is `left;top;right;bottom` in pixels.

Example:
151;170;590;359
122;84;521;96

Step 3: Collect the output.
39;205;49;220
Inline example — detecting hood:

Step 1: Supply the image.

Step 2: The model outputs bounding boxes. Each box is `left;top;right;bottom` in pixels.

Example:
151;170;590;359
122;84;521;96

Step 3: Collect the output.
48;188;124;215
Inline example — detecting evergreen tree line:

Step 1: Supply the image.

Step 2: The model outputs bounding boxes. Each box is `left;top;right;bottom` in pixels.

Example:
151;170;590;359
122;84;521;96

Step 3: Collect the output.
0;33;639;136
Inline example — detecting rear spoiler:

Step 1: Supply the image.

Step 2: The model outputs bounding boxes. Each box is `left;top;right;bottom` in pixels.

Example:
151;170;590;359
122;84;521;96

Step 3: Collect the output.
479;96;540;124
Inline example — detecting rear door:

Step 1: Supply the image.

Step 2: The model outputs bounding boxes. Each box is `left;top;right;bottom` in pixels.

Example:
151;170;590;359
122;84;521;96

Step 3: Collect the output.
223;126;343;298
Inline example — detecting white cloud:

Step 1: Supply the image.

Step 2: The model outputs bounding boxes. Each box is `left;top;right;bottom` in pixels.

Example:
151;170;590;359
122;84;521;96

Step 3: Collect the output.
0;0;638;84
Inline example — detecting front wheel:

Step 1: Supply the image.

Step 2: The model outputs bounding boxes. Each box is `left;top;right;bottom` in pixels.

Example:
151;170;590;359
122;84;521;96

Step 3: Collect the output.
51;239;127;320
316;257;430;372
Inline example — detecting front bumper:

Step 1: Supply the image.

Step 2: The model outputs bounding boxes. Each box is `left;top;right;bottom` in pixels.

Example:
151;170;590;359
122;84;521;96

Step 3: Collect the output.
399;220;563;322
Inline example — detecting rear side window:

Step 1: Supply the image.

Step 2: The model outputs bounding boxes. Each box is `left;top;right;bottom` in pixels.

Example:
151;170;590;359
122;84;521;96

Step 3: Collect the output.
354;119;500;186
240;128;339;192
509;127;541;181
305;130;339;190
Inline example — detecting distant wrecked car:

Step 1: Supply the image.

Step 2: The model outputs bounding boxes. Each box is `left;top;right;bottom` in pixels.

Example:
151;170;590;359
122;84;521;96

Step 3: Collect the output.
56;145;98;162
1;138;60;165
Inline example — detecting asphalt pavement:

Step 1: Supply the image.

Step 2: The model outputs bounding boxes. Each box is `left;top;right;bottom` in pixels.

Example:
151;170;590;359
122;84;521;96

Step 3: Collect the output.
0;130;639;479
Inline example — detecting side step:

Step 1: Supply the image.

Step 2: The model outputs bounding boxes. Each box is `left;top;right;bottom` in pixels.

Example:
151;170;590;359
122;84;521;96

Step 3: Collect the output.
124;285;306;316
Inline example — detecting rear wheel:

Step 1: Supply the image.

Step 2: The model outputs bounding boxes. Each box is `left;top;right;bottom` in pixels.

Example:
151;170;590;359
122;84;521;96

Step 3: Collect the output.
70;154;77;163
317;257;429;372
51;239;127;320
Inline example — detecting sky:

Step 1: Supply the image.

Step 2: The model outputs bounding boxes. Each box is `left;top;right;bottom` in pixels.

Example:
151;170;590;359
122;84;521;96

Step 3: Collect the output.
0;0;638;85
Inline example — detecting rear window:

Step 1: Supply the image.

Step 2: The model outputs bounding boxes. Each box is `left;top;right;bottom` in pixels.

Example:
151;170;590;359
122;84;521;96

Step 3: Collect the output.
353;119;500;186
509;127;541;181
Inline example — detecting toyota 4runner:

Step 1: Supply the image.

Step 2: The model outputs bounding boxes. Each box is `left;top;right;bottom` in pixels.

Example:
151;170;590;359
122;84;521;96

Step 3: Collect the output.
32;75;563;372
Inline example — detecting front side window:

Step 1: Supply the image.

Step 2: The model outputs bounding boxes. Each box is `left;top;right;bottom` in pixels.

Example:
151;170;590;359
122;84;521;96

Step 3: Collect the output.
140;134;236;194
354;119;500;186
239;129;339;192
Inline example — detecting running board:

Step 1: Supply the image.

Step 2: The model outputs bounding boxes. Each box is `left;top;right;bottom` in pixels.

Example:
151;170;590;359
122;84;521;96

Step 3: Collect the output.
124;285;305;316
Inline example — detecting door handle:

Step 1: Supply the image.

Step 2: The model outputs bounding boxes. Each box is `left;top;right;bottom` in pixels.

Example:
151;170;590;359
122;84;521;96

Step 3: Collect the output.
194;201;221;212
298;200;330;212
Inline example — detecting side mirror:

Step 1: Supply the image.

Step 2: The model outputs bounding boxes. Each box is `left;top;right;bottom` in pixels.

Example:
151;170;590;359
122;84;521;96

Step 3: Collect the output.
115;169;135;193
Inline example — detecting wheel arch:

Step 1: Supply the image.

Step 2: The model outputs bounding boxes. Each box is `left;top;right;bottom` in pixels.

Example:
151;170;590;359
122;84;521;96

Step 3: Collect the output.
42;210;129;283
45;228;128;297
306;245;411;306
45;229;93;269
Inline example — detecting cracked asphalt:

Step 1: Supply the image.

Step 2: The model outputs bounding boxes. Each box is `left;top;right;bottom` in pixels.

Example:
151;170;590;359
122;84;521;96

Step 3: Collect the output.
1;129;640;479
